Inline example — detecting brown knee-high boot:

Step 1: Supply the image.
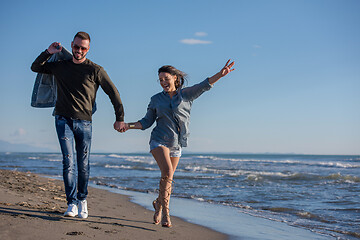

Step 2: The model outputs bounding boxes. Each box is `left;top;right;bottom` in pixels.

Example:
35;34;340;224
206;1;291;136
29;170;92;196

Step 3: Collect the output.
159;176;173;228
152;180;163;225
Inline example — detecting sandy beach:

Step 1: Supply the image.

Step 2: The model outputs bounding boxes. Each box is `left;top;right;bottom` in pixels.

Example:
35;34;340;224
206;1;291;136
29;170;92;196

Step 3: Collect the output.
0;169;227;240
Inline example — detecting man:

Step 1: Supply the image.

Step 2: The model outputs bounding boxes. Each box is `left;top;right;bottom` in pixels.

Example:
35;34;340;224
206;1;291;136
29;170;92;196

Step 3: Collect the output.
31;31;126;218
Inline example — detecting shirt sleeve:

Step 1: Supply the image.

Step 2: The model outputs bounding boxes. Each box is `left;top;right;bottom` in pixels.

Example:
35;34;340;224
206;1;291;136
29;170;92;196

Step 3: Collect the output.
138;97;156;130
97;67;125;121
30;50;53;74
181;78;213;101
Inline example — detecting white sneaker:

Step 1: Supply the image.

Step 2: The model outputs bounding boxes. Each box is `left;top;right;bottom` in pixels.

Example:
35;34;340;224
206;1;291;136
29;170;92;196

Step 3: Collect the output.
64;203;78;217
78;200;88;219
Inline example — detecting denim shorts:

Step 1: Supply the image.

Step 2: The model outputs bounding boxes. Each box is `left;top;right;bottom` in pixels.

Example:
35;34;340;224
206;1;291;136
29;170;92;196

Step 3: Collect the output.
149;140;182;158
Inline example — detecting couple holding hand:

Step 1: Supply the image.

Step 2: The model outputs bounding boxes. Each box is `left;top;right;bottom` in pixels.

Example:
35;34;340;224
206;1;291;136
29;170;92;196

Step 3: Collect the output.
31;31;235;228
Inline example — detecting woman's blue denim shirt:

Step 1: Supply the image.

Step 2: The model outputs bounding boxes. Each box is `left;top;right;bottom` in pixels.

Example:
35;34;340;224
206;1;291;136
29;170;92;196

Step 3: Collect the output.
139;78;212;148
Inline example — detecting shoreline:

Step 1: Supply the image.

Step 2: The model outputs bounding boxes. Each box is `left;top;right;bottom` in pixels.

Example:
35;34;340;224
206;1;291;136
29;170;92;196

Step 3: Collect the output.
93;184;332;240
0;169;333;240
0;169;227;240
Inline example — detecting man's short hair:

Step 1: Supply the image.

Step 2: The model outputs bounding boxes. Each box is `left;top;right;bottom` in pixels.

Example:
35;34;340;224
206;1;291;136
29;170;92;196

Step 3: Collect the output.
74;31;91;42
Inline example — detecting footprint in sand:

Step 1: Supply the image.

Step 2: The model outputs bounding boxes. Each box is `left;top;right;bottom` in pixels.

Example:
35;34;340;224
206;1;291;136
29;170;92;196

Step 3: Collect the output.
66;231;84;236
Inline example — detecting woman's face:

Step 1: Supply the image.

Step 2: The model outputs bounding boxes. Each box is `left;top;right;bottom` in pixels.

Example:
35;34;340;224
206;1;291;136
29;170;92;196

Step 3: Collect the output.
159;72;177;93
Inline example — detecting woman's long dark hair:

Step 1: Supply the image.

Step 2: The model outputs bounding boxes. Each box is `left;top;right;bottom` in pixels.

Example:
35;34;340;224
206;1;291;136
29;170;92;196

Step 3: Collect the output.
158;65;187;90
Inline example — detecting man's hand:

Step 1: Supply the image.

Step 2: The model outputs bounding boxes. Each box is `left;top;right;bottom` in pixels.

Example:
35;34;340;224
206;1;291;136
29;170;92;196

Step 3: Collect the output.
47;42;62;54
114;121;126;133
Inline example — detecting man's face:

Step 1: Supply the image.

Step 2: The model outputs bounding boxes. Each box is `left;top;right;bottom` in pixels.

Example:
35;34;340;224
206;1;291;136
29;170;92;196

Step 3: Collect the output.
71;37;90;61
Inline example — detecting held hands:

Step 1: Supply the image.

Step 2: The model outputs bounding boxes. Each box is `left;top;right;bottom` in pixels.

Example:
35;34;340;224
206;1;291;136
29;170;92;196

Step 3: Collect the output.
47;42;62;54
123;123;130;132
113;121;127;133
114;122;140;133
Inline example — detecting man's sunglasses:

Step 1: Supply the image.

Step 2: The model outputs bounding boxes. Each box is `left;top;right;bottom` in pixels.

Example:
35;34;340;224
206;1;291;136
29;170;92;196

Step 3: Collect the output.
73;44;88;51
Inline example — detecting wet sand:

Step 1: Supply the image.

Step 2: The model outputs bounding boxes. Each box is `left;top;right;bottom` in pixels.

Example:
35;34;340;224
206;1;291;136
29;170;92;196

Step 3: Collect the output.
0;169;227;240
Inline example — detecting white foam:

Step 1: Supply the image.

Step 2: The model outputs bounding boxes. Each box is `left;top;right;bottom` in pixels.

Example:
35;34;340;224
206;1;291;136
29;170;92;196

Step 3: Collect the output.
184;165;209;172
108;154;155;164
108;154;123;158
104;164;132;169
192;155;360;168
47;159;61;162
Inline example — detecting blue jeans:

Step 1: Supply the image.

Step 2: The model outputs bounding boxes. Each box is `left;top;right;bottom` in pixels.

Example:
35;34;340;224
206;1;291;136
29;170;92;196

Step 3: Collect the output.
55;115;92;205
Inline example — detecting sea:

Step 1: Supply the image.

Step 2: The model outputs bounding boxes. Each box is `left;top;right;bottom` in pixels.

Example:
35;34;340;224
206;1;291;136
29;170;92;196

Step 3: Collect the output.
0;152;359;239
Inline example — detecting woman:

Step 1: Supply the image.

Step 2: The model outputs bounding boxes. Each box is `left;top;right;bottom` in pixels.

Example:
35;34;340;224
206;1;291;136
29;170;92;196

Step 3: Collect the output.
124;60;235;227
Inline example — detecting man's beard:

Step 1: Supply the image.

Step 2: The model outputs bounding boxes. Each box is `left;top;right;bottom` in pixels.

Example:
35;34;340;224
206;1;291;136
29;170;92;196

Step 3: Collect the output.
72;50;87;61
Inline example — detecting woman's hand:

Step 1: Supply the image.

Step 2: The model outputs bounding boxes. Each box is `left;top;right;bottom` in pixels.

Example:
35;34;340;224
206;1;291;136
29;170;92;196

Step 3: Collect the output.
220;59;235;77
208;59;235;85
120;122;142;132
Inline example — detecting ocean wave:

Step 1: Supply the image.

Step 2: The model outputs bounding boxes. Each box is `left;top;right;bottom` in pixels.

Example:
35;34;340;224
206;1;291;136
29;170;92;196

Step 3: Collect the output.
104;164;157;171
321;227;360;239
184;165;209;172
47;159;62;162
105;164;132;169
322;173;360;182
193;156;360;168
108;154;123;158
107;154;155;164
178;164;360;184
261;207;335;224
125;157;155;164
344;157;360;161
92;180;120;189
28;156;61;162
174;175;219;180
245;171;299;181
92;179;154;193
258;172;360;183
181;165;295;179
190;196;206;202
108;154;147;160
92;154;108;158
316;161;360;168
329;207;360;212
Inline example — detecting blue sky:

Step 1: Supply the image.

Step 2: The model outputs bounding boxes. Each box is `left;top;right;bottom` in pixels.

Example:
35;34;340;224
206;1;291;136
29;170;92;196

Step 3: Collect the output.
0;0;359;154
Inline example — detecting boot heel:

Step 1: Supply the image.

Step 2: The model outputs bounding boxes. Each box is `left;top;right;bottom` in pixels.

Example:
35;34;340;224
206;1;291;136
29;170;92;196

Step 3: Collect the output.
153;198;162;225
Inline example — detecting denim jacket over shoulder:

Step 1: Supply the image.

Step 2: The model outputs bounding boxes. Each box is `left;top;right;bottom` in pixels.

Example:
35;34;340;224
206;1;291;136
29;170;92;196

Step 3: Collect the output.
31;47;72;108
31;47;97;114
139;78;213;148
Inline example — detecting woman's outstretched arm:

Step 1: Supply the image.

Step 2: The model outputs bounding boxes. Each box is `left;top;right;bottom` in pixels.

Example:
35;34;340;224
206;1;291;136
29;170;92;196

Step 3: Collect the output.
122;97;157;132
208;59;235;85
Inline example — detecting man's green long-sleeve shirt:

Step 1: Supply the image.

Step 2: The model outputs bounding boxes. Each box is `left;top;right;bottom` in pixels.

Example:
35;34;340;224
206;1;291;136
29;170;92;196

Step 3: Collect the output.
31;51;124;121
